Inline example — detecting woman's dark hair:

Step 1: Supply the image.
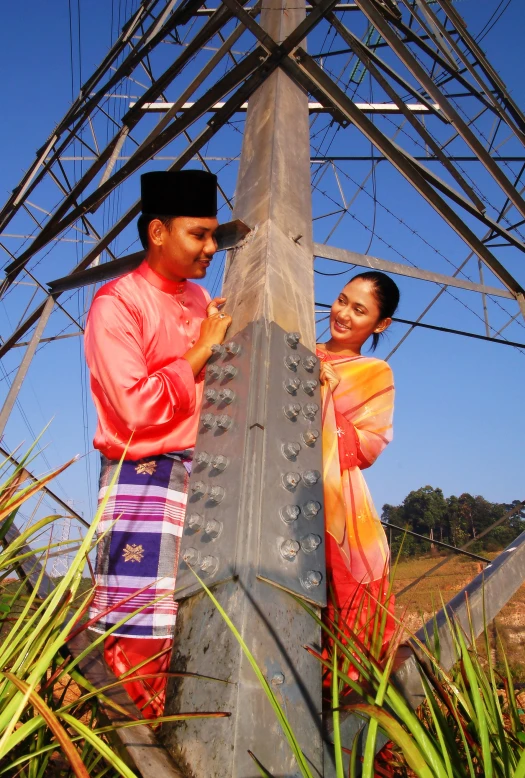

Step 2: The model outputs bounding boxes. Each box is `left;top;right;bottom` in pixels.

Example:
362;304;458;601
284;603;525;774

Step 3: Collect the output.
351;271;400;351
137;213;175;249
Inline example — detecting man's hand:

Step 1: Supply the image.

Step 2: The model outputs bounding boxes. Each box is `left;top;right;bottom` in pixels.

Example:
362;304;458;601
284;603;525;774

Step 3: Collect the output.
206;297;227;317
320;362;340;392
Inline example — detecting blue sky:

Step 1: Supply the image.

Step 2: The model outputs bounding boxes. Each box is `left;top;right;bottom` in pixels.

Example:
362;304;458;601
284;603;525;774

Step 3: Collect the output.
0;0;524;534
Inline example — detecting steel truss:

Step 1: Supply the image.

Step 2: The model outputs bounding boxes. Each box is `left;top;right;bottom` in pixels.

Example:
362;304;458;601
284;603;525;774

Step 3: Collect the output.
2;0;525;774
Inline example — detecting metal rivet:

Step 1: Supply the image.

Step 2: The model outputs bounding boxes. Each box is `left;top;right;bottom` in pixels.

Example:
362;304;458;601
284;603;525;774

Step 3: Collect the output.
223;364;238;380
302;379;319;395
301;570;323;590
216;414;232;430
187;513;204;531
191;480;207;497
182;547;200;566
285;355;301;371
218;388;235;404
205;389;218;404
204;519;223;539
225;341;241;355
282;472;301;490
301;533;322;553
302;403;319;420
195;451;211;466
280;504;300;524
200;555;219;575
208;364;223;380
209;485;225;504
280;538;300;561
303;500;322;519
271;672;285;686
202;413;216;430
284;377;301;394
285;331;301;348
303;356;318;372
303;470;321;486
282;442;301;460
211;344;225;356
302;429;320;446
284;403;301;420
211;454;229;471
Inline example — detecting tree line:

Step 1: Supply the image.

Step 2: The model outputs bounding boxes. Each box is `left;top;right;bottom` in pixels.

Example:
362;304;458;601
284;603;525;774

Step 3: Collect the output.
381;486;525;559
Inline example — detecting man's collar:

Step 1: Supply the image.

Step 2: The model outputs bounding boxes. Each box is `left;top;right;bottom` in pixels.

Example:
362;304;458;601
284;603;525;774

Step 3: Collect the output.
138;261;187;295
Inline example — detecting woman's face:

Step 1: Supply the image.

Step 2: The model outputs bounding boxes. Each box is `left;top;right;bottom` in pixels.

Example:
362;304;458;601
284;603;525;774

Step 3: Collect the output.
329;278;389;351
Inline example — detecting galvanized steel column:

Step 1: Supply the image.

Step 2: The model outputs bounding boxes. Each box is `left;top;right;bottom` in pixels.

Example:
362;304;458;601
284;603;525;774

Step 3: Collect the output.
162;1;325;775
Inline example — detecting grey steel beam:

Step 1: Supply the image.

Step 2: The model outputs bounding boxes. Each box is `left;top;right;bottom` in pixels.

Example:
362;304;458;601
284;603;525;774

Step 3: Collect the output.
162;0;326;775
313;243;516;299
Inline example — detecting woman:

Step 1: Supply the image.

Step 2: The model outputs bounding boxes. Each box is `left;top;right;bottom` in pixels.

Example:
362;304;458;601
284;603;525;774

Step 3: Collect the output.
317;271;400;674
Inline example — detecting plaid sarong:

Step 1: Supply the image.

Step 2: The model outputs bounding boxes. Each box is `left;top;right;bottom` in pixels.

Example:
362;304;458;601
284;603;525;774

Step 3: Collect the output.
89;454;189;638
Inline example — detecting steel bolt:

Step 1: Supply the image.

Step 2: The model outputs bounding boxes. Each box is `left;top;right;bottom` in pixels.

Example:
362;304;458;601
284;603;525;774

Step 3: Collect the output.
182;547;200;566
284;403;301;420
204;519;223;539
223;364;238;380
285;331;301;348
303;355;318;372
284;377;301;395
225;341;241;355
302;403;319;420
302;379;319;395
303;469;321;486
282;442;301;460
302;429;320;446
191;480;207;498
205;388;218;403
280;538;300;561
217;388;235;404
216;414;232;430
211;454;229;471
195;451;211;466
282;472;301;490
301;533;322;554
211;343;225;357
285;355;301;371
301;570;323;590
208;364;223;380
187;513;204;531
280;504;300;524
202;413;216;430
271;672;285;686
209;485;225;504
200;555;219;575
303;500;322;519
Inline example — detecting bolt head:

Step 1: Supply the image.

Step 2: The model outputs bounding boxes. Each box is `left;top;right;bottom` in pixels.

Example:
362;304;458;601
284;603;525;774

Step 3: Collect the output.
187;513;204;531
302;429;320;446
282;442;301;460
182;547;200;566
200;555;219;575
218;388;235;404
202;413;216;430
205;389;218;403
216;414;232;430
303;500;322;519
208;364;223;380
280;504;300;524
191;480;207;497
280;538;300;561
195;451;211;466
303;469;321;486
223;364;238;380
204;519;222;539
283;471;301;490
301;533;322;554
284;403;301;420
211;343;225;356
225;341;241;355
302;403;319;420
285;355;301;371
302;379;319;395
284;377;301;394
285;331;301;348
301;570;323;590
271;671;285;685
209;485;225;504
211;454;228;471
303;356;318;372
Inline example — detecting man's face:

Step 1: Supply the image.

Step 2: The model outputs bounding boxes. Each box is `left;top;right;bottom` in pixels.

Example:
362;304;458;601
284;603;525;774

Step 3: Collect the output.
148;216;219;280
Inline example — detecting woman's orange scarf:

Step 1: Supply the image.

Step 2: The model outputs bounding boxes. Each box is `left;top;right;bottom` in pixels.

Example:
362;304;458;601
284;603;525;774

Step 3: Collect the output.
320;354;394;584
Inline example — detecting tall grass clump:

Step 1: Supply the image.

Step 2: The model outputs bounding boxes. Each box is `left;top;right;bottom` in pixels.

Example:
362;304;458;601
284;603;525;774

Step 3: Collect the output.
0;443;227;778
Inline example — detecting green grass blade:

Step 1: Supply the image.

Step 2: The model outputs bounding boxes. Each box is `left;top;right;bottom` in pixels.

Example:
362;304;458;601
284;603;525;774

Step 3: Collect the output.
332;644;345;778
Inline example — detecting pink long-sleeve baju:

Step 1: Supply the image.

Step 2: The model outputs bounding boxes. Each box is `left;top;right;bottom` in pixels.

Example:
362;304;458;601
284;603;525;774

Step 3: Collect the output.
84;260;210;459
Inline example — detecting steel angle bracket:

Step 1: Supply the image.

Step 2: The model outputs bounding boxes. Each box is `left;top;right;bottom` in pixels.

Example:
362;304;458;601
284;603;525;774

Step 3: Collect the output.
256;323;326;607
175;323;255;600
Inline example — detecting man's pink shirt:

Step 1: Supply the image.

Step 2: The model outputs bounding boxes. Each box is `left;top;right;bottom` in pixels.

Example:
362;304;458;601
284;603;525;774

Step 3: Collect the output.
84;260;210;460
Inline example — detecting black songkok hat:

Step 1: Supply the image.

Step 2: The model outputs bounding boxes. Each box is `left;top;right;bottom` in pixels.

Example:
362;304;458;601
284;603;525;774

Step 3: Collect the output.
140;170;218;217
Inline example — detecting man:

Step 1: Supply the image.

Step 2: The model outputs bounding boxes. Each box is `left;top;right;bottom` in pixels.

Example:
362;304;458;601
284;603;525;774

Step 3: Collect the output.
84;169;231;717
